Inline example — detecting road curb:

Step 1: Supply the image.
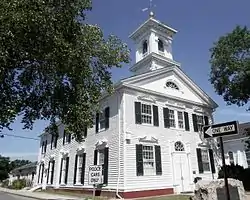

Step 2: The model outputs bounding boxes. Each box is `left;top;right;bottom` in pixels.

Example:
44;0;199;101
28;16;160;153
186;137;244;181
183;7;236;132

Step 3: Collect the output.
1;190;44;199
1;190;83;200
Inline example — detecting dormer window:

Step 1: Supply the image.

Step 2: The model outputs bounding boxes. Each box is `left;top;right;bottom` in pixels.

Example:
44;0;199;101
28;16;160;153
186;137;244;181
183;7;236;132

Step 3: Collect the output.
142;40;148;55
158;39;164;52
166;81;179;90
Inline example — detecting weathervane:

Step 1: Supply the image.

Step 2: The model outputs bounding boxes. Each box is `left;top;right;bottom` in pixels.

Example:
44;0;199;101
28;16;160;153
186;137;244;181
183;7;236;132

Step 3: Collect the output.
142;0;156;18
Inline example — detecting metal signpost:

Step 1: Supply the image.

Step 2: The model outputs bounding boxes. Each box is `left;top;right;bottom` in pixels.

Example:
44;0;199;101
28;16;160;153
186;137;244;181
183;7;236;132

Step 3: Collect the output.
203;121;239;200
88;165;103;200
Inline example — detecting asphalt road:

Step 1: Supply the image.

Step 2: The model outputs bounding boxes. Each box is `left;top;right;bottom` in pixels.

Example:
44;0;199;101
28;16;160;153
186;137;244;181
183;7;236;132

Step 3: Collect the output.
0;191;36;200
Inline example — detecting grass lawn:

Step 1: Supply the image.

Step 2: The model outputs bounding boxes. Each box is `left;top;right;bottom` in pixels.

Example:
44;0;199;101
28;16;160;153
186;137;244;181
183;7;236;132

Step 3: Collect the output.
38;190;191;200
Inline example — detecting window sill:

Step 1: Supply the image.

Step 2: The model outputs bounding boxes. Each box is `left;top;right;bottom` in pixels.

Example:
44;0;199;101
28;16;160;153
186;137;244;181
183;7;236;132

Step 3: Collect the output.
74;183;83;186
97;128;108;133
59;184;67;186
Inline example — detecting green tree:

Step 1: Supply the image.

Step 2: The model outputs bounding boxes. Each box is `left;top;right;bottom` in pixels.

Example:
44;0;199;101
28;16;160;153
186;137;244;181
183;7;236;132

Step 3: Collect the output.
0;0;130;141
9;160;31;170
0;155;10;181
210;26;250;147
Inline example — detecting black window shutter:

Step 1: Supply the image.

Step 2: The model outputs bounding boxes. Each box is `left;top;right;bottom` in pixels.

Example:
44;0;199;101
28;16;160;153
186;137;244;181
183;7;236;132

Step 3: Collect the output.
95;113;99;133
54;135;58;148
73;154;78;184
153;105;159;126
51;160;55;184
81;153;86;185
196;148;203;173
51;135;54;150
204;116;209;126
68;134;71;143
65;157;69;184
47;161;51;183
59;158;63;184
37;164;41;184
103;147;109;184
209;149;216;173
135;102;142;124
155;145;162;175
41;164;44;183
84;125;87;138
94;150;98;165
163;107;170;128
42;141;44;154
105;107;110;130
136;144;144;176
44;140;47;153
63;131;65;145
184;112;190;131
192;114;198;132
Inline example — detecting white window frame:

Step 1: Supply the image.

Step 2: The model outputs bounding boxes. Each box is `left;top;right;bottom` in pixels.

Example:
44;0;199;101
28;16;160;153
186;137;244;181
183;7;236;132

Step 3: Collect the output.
63;132;71;144
141;103;153;125
201;149;210;172
142;145;155;176
228;151;234;164
60;158;67;185
169;109;176;128
99;111;106;132
48;161;54;185
177;111;185;129
197;115;204;132
41;141;46;154
76;155;84;184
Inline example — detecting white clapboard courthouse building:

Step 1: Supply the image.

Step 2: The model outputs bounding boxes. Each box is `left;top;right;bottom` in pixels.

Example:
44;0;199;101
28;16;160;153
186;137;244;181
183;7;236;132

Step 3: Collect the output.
35;12;219;198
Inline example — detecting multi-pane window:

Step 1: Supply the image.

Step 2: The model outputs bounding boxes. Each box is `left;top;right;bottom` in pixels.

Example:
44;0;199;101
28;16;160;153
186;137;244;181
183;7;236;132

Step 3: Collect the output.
143;146;155;175
48;161;54;184
143;40;148;55
169;109;176;128
141;104;152;124
99;111;106;130
201;149;210;171
177;111;184;129
41;141;47;154
228;151;234;164
158;39;164;52
60;158;68;184
166;82;179;90
77;155;84;183
175;141;185;151
197;115;204;132
63;132;71;144
98;150;105;165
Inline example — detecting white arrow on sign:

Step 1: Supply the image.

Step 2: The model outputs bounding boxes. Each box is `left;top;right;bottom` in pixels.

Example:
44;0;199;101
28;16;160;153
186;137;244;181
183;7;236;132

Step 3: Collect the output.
205;126;213;137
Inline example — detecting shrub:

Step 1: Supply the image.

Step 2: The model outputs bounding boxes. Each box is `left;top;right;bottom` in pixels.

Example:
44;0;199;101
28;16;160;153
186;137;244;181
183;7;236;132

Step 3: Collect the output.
218;164;250;191
12;179;26;190
218;164;245;181
1;179;9;188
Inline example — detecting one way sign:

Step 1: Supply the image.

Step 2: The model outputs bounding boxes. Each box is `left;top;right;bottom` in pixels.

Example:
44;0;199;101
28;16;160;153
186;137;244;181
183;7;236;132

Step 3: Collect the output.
203;121;239;138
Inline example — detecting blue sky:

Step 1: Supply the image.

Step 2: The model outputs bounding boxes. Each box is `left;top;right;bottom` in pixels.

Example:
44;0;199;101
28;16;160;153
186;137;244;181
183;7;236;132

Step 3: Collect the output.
1;0;250;161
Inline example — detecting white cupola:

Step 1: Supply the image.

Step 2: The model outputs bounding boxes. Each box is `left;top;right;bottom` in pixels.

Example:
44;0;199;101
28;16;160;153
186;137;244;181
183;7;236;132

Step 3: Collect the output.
129;13;181;75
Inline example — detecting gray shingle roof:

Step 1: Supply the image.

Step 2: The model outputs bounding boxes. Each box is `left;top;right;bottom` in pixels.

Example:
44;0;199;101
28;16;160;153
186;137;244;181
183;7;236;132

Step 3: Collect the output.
10;161;37;173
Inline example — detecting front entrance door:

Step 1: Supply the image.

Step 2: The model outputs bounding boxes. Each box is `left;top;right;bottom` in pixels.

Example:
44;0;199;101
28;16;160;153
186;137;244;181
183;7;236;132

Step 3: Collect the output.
173;153;190;192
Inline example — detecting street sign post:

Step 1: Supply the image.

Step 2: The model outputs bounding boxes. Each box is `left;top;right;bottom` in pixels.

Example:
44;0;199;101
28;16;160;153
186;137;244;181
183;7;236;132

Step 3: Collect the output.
203;120;239;200
88;165;103;200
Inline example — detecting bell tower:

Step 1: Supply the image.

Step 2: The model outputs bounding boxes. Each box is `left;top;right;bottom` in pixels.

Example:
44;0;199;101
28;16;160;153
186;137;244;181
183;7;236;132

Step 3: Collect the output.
129;9;181;75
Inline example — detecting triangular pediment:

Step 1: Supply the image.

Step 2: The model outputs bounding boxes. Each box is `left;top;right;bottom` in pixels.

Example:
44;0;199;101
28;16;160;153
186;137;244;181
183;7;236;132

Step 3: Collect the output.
121;67;217;108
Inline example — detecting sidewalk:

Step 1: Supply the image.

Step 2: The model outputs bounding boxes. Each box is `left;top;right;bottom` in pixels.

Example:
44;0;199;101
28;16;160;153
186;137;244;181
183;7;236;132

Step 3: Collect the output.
0;187;85;200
